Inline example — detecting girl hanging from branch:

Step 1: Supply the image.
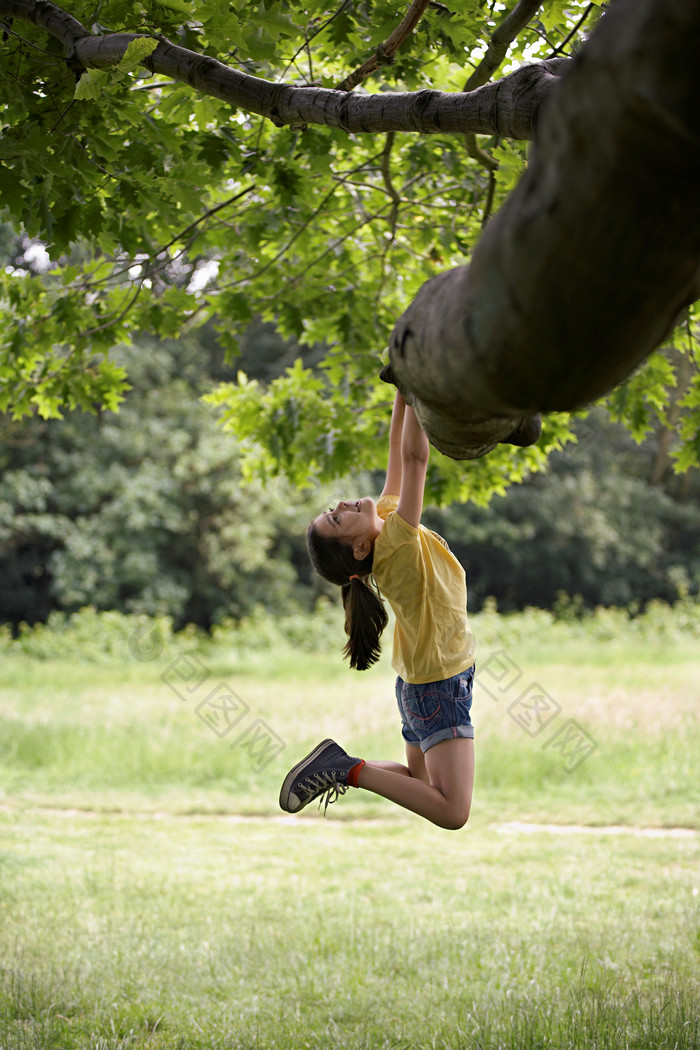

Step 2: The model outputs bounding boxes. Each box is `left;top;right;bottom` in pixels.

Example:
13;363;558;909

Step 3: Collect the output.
279;390;476;830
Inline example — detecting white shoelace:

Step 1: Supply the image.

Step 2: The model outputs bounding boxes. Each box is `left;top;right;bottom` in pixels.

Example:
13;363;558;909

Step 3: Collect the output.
299;770;348;815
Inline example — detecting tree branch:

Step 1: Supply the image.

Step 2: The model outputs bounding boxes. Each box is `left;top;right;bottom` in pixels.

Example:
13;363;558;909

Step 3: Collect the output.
463;129;498;179
460;1;546;225
0;0;568;139
0;0;88;49
279;0;352;84
380;132;401;233
387;0;700;459
335;0;432;92
461;0;543;184
463;0;543;92
548;2;596;58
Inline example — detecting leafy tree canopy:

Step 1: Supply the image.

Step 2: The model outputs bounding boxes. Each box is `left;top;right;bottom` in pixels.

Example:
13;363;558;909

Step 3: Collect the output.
1;0;698;503
0;325;324;628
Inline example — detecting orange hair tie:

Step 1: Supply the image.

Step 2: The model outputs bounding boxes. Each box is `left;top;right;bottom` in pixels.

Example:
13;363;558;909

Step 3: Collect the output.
348;574;361;582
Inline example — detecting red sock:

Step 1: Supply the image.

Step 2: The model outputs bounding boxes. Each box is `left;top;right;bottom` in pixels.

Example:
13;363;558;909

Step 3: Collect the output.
347;759;366;788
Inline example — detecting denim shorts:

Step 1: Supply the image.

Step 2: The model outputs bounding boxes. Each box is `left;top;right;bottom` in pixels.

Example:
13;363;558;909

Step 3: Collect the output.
395;665;475;753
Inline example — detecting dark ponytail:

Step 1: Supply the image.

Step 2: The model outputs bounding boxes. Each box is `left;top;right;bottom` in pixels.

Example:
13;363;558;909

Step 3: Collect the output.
306;522;388;671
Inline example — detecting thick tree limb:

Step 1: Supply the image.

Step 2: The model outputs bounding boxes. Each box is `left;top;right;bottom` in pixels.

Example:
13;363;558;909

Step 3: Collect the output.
0;0;566;138
387;0;700;458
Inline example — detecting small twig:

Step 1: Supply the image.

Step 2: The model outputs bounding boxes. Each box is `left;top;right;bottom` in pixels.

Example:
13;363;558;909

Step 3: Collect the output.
335;0;432;92
71;188;256;294
216;151;387;293
130;78;177;90
375;132;403;308
79;282;143;340
462;130;497;226
549;2;595;56
463;0;543;92
279;0;352;83
461;0;543;220
480;168;497;227
47;98;76;133
463;130;498;172
1;19;63;57
380;132;401;235
155;186;255;257
64;131;115;177
298;216;386;280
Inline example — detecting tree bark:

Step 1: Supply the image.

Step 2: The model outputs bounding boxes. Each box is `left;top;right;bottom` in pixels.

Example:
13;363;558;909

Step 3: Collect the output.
0;0;565;138
387;0;700;458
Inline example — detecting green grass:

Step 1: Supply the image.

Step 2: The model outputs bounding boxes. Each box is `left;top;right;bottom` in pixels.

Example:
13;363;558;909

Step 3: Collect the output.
0;607;699;1048
1;617;697;827
1;812;698;1049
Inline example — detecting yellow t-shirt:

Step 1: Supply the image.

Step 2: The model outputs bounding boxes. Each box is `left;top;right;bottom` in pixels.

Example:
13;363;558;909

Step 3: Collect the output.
372;495;476;684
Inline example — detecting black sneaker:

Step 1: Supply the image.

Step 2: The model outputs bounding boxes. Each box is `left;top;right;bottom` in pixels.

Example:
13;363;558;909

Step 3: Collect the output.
279;739;362;814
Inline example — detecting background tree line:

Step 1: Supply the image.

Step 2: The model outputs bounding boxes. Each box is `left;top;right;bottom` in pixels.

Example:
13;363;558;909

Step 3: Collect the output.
1;222;697;631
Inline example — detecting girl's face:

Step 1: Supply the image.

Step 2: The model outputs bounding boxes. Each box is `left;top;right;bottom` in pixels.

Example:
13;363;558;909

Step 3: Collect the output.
314;498;382;549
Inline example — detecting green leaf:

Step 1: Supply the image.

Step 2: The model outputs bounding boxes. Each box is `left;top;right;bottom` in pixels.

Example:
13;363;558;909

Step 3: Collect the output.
116;37;159;74
152;0;192;15
74;68;111;101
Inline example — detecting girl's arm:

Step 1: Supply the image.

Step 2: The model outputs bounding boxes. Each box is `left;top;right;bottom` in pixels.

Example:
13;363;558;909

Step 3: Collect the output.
380;390;406;499
396;405;429;529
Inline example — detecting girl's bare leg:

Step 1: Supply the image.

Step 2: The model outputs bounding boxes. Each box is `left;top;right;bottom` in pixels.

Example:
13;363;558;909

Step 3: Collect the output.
357;738;474;830
405;742;431;782
364;742;429;780
365;760;411;775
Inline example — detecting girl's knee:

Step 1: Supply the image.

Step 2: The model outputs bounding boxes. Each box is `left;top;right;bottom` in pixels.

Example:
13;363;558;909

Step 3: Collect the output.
442;801;471;831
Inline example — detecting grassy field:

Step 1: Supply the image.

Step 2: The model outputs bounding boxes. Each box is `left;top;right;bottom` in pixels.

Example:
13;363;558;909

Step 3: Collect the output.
0;606;699;1048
